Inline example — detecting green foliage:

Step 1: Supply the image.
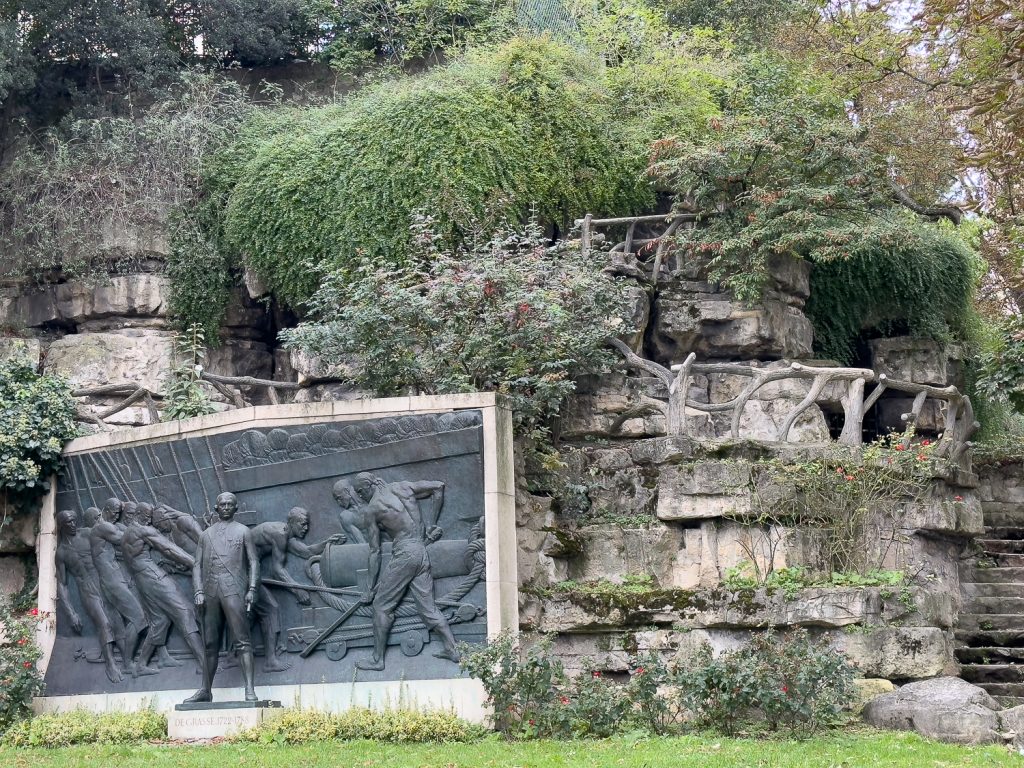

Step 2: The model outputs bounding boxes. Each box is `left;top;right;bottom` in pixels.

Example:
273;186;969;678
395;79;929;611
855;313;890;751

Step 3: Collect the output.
0;71;252;292
234;707;485;744
320;0;516;77
0;0;320;131
722;562;907;599
0;601;43;735
162;324;218;422
210;34;722;308
748;433;940;575
677;629;855;737
648;53;976;360
457;632;569;737
975;317;1024;414
1;709;166;747
806;224;976;364
461;628;855;740
0;358;77;513
282;217;629;434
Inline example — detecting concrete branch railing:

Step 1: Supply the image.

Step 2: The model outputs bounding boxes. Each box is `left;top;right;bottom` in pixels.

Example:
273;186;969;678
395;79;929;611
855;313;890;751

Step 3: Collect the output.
71;372;349;429
577;212;700;283
607;338;978;461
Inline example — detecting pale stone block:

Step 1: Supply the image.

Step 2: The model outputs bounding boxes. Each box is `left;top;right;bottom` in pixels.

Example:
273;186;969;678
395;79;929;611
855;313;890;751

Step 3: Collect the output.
168;706;269;740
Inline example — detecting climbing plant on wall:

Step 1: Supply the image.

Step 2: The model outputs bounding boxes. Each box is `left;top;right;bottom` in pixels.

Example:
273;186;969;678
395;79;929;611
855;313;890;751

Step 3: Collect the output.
0;358;77;514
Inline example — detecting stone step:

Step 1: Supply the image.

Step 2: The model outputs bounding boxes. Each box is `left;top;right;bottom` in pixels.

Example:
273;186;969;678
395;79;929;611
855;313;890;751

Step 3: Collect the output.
990;554;1024;568
961;582;1024;598
956;647;1024;664
977;682;1024;699
961;597;1024;615
986;511;1024;529
961;567;1024;584
958;614;1024;632
994;695;1024;709
984;527;1024;541
956;629;1024;648
978;539;1024;555
961;664;1024;684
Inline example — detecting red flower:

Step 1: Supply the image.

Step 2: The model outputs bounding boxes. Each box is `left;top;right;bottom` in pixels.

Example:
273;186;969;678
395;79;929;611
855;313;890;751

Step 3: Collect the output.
894;445;906;452
592;671;601;678
954;495;964;502
921;439;931;447
836;467;845;475
845;475;855;482
28;608;38;617
22;662;31;669
560;696;569;705
17;638;26;646
917;454;927;461
528;719;536;726
782;685;788;693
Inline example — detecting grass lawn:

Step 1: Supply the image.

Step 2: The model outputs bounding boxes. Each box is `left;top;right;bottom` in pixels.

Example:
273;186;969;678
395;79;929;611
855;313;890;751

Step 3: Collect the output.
0;730;1021;767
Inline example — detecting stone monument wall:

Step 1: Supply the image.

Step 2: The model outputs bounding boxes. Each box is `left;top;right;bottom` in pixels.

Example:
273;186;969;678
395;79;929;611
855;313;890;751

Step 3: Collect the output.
33;395;517;719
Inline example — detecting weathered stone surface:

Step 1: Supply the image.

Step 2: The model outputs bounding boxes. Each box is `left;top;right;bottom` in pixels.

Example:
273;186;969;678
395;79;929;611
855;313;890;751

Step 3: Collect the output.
707;398;830;442
561;393;668;440
901;490;984;537
977;462;1024;505
0;555;29;599
568;524;684;584
0;275;170;330
206;339;274;382
875;396;946;434
55;275;169;325
836;627;956;679
0;508;38;553
43;329;174;392
0;337;41;365
617;283;650;354
656;462;751;521
850;678;897;714
862;677;1002;745
869;337;963;388
651;291;814;363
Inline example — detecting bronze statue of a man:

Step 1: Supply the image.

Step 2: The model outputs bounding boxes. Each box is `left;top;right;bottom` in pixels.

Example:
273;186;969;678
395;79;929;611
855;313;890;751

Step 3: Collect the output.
352;472;460;671
185;491;260;704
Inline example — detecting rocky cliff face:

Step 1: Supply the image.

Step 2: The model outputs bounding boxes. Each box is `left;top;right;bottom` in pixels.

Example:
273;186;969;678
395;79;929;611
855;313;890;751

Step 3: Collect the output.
0;236;979;685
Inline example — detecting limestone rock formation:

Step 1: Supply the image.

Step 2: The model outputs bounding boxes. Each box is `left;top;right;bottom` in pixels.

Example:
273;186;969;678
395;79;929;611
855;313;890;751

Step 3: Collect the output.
862;677;1003;745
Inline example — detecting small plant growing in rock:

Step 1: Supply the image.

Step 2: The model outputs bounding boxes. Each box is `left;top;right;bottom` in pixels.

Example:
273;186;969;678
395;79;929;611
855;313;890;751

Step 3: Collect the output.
162;323;217;421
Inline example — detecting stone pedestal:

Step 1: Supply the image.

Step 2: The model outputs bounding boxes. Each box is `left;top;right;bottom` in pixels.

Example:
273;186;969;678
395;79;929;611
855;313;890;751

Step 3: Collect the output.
168;701;281;740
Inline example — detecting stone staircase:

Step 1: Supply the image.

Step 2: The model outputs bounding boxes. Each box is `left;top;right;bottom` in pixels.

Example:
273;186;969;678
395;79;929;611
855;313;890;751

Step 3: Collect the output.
957;508;1024;707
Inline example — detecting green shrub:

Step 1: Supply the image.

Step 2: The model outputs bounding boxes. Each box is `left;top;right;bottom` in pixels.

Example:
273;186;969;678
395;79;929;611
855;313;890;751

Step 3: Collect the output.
0;601;43;734
677;629;855;737
1;709;166;747
461;629;854;740
281;217;629;436
208;34;721;309
0;358;78;513
234;707;485;744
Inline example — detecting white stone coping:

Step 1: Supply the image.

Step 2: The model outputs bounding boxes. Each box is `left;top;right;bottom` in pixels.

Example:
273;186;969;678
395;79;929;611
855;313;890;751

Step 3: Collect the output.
37;394;518;690
36;678;490;724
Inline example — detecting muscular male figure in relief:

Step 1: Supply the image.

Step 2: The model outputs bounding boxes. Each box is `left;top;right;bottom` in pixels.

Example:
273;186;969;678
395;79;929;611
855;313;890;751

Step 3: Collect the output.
352;472;460;671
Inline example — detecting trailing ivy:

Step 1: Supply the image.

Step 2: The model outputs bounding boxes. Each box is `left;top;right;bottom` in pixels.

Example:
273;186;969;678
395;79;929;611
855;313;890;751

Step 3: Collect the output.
0;358;78;513
806;223;976;363
209;34;724;309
